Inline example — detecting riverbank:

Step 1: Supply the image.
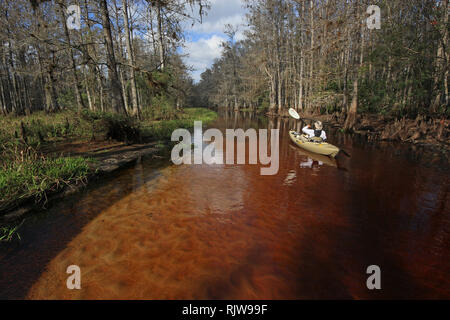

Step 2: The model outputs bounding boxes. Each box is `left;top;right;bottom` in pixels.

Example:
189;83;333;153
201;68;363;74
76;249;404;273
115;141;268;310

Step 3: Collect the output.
2;109;448;299
278;110;450;159
0;108;217;236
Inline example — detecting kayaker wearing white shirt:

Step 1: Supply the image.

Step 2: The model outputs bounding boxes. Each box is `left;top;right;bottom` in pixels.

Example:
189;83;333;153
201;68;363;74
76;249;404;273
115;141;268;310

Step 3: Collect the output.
302;121;327;142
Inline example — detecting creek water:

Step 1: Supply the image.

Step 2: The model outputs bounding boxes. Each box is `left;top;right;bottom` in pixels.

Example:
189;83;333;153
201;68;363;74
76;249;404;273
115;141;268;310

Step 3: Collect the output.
0;110;449;299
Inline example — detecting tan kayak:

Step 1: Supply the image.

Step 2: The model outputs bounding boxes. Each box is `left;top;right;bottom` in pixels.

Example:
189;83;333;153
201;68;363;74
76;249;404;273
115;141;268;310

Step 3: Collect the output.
289;130;340;158
289;144;337;167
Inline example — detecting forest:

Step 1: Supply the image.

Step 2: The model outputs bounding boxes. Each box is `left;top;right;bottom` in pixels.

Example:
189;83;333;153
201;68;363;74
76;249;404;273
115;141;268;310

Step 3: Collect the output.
193;0;449;131
0;1;449;302
0;0;448;228
0;0;211;117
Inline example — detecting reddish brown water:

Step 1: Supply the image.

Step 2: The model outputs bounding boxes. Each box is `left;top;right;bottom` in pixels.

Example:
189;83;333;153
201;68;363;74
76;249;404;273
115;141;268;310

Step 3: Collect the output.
1;111;449;299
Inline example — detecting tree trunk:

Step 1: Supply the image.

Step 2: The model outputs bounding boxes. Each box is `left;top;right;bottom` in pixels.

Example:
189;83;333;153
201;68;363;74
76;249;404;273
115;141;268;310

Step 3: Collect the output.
58;1;85;111
47;65;60;112
298;51;304;111
156;1;165;70
122;0;140;118
308;0;314;108
112;0;130;114
99;0;127;114
344;1;362;131
431;0;448;112
0;79;6;115
342;27;350;113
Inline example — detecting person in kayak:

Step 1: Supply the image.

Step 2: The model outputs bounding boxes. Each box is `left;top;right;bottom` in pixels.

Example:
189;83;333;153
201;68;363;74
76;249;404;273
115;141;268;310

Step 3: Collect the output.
302;121;327;142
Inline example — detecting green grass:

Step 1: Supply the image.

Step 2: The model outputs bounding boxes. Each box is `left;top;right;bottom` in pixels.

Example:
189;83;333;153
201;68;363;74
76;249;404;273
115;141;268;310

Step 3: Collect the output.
0;107;217;148
181;108;218;123
0;110;93;150
0;148;90;212
78;107;217;142
0;107;216;215
142;108;218;140
0;224;22;242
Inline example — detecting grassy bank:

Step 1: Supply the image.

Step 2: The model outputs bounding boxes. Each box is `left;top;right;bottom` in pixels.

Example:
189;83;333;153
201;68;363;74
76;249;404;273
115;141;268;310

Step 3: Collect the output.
0;148;90;212
0;107;217;237
0;107;217;147
142;108;218;140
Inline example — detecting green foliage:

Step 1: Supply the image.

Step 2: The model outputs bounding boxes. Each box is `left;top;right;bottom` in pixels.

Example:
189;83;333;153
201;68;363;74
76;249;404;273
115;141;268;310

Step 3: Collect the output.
325;81;340;93
152;70;171;86
194;0;448;118
359;80;387;114
102;113;142;144
258;93;270;112
80;107;217;143
57;89;76;109
141;95;177;121
182;108;217;123
141;108;217;141
0;146;90;212
81;110;142;144
0;107;216;214
0;110;92;149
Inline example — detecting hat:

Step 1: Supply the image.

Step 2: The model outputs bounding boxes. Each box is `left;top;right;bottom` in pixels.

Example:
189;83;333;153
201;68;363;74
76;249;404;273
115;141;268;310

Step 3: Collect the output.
314;121;323;131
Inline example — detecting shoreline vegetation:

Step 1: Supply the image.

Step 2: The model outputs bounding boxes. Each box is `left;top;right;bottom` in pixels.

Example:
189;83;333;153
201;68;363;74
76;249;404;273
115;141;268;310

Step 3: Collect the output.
0;0;447;242
0;0;215;239
193;1;449;142
278;109;449;152
0;107;217;240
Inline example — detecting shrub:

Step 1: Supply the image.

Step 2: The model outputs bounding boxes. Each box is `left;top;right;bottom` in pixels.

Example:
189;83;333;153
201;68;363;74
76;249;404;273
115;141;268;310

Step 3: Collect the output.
81;110;142;144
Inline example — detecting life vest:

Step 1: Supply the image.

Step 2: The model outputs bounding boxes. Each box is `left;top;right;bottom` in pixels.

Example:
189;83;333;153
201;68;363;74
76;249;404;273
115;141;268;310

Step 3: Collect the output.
314;129;322;137
311;130;323;142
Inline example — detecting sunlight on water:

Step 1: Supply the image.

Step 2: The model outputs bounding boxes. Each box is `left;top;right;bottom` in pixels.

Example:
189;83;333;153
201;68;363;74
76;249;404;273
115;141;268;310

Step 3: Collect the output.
1;111;448;299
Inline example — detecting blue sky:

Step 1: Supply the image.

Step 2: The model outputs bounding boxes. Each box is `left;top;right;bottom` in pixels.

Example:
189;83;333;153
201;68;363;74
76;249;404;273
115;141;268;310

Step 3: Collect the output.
181;0;248;82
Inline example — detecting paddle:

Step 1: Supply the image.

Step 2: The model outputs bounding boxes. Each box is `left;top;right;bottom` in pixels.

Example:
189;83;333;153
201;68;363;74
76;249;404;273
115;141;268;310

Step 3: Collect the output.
288;108;301;120
288;108;351;158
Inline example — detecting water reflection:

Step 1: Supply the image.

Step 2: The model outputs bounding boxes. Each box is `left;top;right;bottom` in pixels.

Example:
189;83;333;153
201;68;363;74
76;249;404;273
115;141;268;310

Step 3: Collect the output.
0;109;448;299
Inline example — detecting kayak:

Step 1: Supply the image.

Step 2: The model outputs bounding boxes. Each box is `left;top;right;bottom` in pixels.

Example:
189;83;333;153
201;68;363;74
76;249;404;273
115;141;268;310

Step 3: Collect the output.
288;130;340;158
289;144;338;167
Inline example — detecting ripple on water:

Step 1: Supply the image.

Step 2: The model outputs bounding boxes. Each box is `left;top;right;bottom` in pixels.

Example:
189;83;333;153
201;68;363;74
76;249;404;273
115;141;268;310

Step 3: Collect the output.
2;115;449;299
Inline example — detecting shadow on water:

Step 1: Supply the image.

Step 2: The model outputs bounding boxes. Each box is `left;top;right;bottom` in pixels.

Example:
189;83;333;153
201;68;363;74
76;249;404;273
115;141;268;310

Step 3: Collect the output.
0;156;172;299
0;109;448;299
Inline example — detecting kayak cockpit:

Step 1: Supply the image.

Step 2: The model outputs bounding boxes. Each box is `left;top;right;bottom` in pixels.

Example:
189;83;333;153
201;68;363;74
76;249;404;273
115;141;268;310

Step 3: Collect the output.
288;130;340;158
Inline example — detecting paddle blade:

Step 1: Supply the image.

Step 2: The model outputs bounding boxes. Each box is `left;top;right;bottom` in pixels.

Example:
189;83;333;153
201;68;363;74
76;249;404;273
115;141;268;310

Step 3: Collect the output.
288;108;300;120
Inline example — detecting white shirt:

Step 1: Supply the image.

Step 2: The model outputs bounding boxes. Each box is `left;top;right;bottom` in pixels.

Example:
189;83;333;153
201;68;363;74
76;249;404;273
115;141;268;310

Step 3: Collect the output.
302;126;327;141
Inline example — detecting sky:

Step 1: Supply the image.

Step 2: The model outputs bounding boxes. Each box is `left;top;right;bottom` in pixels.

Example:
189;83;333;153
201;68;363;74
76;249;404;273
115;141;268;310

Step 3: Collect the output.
181;0;248;83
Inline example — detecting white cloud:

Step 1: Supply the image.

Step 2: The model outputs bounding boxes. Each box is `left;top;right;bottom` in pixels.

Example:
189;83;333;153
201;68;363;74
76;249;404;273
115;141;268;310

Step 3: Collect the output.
182;0;248;82
182;34;226;82
192;14;244;34
189;0;246;34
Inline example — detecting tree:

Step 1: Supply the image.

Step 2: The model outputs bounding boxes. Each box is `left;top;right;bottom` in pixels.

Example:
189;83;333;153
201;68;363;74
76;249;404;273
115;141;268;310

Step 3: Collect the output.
99;0;127;114
122;0;140;117
197;0;448;124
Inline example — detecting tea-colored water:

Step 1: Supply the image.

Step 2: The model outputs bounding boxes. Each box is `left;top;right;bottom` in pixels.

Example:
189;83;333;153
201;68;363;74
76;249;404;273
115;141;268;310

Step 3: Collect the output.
1;112;449;299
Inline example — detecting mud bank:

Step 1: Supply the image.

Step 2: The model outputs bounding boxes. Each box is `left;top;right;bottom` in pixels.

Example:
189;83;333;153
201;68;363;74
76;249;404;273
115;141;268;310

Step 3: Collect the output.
0;142;164;224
